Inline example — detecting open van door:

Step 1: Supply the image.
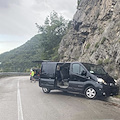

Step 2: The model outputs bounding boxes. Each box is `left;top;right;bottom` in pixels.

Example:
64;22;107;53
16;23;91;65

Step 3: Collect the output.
68;63;88;92
39;62;57;89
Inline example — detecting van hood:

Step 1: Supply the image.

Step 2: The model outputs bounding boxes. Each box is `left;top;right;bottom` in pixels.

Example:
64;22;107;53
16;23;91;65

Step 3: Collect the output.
95;73;115;84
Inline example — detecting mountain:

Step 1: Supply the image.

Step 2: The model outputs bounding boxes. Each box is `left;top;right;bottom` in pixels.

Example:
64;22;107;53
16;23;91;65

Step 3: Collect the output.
0;34;42;72
0;11;68;72
58;0;120;78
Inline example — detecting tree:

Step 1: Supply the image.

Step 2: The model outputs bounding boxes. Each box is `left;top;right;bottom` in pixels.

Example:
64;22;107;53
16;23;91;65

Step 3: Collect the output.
36;11;68;61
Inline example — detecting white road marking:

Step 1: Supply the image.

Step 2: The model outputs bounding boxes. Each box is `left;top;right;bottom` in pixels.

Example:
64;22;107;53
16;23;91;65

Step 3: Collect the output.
17;80;24;120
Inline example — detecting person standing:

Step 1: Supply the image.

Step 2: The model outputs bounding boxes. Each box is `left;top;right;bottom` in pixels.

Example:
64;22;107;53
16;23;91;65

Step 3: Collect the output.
30;70;36;83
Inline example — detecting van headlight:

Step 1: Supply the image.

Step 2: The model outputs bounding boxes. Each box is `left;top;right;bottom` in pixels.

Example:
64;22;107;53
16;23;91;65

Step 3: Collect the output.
97;78;107;85
114;79;117;85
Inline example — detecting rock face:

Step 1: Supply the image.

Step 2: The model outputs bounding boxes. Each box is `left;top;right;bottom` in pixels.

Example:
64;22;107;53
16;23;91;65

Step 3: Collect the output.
58;0;120;78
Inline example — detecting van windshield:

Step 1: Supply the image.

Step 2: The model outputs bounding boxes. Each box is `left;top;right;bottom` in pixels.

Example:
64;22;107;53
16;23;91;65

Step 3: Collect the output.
83;63;107;75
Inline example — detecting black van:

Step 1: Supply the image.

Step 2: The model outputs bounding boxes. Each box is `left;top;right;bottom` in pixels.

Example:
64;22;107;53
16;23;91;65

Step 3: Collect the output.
39;62;119;99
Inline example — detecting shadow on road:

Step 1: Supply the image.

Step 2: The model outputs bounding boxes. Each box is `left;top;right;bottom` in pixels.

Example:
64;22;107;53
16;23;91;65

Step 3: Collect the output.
48;90;109;102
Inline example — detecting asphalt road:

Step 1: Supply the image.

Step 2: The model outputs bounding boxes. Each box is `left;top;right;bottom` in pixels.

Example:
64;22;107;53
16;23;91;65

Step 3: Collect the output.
0;76;120;120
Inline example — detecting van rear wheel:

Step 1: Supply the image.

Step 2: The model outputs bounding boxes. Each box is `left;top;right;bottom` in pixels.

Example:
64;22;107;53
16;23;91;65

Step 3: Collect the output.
84;86;97;99
42;87;50;93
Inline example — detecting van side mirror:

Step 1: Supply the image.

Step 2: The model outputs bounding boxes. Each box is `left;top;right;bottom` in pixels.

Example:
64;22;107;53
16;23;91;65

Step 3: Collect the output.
81;70;87;76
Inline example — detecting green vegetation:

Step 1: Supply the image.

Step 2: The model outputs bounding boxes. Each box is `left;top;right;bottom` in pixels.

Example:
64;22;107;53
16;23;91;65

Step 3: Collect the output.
101;37;107;44
96;12;100;19
97;60;103;65
108;65;114;72
36;11;68;61
113;75;118;80
77;0;81;9
98;26;104;34
86;43;90;49
90;50;95;56
0;34;42;72
115;95;120;98
98;58;111;65
0;11;69;72
104;58;110;65
95;42;99;48
118;38;120;43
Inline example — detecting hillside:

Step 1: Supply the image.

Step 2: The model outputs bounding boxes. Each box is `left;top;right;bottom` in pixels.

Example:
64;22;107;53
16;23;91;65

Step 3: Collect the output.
0;34;42;72
0;11;68;72
58;0;120;78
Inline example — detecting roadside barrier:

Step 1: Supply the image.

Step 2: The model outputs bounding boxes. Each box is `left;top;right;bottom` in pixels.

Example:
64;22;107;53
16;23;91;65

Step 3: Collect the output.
0;72;29;78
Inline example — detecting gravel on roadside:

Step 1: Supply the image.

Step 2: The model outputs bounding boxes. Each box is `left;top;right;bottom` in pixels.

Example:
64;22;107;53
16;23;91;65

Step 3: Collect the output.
108;96;120;107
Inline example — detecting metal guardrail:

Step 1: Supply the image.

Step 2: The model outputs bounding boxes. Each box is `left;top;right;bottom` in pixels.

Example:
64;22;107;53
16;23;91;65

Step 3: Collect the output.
0;72;29;78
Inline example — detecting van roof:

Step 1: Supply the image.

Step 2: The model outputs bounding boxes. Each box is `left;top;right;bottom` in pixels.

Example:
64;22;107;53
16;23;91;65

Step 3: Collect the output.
41;60;100;66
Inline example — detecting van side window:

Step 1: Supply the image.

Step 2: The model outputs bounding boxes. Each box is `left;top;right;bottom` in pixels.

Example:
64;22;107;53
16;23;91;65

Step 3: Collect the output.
79;65;85;75
73;64;86;75
72;64;80;74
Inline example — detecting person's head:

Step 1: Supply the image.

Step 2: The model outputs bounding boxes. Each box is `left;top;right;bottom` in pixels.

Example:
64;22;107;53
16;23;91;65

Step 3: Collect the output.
57;65;60;71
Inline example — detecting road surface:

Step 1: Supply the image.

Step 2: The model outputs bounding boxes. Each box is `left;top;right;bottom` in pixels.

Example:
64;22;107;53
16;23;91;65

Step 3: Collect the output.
0;76;120;120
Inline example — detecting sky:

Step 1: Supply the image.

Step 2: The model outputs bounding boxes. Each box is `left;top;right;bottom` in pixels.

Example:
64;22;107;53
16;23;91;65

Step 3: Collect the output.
0;0;77;54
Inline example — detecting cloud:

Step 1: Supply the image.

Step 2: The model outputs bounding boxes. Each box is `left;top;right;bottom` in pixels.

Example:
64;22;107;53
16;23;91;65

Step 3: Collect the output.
32;0;77;19
0;0;21;9
0;0;38;36
0;0;77;54
0;0;77;36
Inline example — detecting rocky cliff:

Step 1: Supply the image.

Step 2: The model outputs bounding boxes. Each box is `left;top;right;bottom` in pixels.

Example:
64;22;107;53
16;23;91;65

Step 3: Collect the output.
58;0;120;78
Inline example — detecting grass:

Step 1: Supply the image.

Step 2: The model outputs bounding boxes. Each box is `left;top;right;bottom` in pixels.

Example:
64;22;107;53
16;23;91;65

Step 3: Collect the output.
115;95;120;99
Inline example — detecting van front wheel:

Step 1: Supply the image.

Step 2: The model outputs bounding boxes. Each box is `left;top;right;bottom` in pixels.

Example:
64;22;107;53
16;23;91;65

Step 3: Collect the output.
84;86;97;99
42;87;51;93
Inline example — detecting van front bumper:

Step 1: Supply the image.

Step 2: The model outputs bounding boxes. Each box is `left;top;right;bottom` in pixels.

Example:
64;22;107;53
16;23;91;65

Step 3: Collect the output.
97;84;119;97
